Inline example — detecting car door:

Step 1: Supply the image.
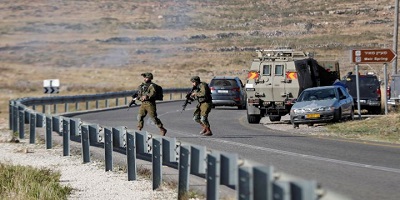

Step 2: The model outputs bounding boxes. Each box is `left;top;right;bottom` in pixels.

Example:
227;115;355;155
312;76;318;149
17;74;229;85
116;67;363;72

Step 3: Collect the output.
338;87;351;115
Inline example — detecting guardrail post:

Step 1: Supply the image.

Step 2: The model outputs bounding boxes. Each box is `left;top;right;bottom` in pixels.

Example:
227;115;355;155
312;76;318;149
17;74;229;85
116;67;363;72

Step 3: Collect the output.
81;125;90;163
152;137;162;190
290;180;317;200
69;118;81;136
63;118;70;156
88;124;102;145
115;98;119;106
273;181;291;200
18;110;25;139
112;126;127;148
126;131;137;181
29;112;36;144
12;105;18;134
207;151;220;200
36;113;45;128
253;166;275;200
178;144;190;199
104;127;113;171
135;131;150;155
9;100;13;130
190;145;206;176
220;152;238;189
42;105;45;113
96;100;99;109
53;104;57;114
64;103;68;113
46;116;52;149
238;166;252;200
52;116;61;134
105;99;109;108
162;137;177;164
75;102;79;111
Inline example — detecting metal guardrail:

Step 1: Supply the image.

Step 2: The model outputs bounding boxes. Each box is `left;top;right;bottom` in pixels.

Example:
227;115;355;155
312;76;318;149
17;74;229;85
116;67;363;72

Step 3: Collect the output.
9;88;325;200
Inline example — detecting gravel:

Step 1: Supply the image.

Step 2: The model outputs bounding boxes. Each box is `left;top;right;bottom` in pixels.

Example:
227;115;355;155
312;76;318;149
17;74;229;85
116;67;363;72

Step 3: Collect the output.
0;118;178;200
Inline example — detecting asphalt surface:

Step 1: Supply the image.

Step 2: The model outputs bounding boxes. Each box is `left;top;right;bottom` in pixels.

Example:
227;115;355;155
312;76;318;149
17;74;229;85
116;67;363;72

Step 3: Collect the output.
69;101;400;200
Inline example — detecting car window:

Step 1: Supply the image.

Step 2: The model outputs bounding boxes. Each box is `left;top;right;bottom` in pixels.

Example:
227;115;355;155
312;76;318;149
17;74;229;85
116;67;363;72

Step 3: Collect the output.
209;79;238;87
275;64;284;76
262;64;271;76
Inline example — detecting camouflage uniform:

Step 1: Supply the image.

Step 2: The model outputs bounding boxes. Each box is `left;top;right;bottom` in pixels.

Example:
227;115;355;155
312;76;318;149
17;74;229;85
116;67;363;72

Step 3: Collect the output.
136;73;167;136
190;76;213;136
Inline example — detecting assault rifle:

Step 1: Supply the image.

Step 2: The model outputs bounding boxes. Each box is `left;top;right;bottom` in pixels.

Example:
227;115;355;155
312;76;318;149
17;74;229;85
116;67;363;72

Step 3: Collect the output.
127;93;139;111
181;86;196;113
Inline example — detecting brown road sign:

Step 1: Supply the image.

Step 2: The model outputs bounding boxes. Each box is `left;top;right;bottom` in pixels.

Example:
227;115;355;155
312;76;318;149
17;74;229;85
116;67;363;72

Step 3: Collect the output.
351;49;397;64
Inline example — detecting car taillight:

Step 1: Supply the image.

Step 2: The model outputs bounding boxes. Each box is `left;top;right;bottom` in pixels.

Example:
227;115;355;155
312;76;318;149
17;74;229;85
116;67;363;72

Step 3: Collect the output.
376;88;381;98
210;87;215;91
232;87;240;92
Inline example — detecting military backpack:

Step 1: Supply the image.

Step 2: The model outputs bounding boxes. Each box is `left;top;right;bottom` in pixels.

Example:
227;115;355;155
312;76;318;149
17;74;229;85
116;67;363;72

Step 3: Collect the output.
151;83;164;101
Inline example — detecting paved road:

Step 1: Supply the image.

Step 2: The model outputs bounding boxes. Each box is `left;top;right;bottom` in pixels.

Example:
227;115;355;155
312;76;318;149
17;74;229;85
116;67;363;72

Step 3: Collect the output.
70;101;400;200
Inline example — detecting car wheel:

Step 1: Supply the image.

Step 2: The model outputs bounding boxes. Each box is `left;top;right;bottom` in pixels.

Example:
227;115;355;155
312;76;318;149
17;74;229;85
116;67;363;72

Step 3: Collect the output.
238;105;243;110
349;107;355;121
211;105;216;109
269;115;281;122
333;108;342;122
247;114;261;124
291;119;299;129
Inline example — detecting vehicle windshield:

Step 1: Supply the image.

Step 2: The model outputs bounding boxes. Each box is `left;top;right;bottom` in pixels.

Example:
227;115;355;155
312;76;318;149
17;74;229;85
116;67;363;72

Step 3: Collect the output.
297;88;336;102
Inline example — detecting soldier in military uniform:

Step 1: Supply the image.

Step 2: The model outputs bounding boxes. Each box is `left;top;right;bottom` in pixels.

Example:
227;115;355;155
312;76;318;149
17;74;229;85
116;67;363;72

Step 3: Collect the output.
135;73;167;136
189;76;213;136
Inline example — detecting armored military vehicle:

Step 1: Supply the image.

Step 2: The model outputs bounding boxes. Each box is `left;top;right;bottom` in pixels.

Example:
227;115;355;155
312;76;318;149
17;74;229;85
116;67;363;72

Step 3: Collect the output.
245;48;340;123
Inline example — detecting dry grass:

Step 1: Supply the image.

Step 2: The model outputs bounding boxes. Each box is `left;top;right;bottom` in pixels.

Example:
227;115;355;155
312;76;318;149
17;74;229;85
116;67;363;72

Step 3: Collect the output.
1;0;399;144
326;112;400;143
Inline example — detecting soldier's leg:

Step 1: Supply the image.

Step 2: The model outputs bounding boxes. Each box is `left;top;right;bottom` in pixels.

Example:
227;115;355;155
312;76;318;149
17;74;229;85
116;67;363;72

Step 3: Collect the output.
148;104;167;136
136;104;148;130
193;104;201;124
199;102;212;127
200;102;212;136
193;105;205;134
148;104;163;128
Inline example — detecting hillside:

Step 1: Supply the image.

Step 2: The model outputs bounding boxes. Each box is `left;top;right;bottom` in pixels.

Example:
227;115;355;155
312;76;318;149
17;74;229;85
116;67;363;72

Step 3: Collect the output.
0;0;397;118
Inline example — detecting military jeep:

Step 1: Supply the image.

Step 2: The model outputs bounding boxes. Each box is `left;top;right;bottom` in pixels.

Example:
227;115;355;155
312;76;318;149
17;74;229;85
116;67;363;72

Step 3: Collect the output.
245;48;340;124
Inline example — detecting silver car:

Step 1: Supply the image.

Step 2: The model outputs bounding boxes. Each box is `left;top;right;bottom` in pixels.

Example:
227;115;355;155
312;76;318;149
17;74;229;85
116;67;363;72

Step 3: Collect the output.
290;85;354;128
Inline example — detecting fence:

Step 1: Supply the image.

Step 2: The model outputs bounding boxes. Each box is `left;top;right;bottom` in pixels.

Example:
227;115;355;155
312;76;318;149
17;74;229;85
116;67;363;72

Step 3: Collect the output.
8;88;326;200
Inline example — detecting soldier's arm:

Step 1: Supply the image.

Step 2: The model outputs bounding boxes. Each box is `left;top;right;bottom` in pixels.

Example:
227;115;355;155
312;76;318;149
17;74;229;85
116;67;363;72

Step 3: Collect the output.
146;84;157;100
194;83;207;98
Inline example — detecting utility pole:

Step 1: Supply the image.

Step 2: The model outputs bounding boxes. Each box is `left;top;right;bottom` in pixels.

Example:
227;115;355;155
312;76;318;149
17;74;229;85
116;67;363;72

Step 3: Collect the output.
393;0;399;75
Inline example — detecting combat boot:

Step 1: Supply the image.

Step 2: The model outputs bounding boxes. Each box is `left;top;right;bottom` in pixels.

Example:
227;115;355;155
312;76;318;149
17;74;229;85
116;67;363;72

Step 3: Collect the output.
160;127;167;136
199;124;207;135
202;127;213;136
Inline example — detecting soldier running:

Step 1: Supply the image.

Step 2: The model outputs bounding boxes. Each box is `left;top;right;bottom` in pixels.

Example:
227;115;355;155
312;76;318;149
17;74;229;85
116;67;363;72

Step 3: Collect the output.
135;72;167;136
189;76;213;136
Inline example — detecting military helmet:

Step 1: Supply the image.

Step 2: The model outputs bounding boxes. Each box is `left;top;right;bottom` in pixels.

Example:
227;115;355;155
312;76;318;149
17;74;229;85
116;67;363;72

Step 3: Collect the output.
141;72;153;79
190;76;200;82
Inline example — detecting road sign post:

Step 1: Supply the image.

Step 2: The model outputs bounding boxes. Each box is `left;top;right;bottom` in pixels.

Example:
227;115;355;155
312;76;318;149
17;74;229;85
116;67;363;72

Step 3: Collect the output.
43;79;60;114
351;49;397;116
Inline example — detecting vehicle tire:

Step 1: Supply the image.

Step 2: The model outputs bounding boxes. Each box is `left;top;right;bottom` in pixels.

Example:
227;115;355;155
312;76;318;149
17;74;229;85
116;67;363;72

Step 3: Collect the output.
291;119;299;128
369;107;382;115
211;105;216;109
333;108;342;122
269;115;281;122
349;107;355;121
247;114;261;124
